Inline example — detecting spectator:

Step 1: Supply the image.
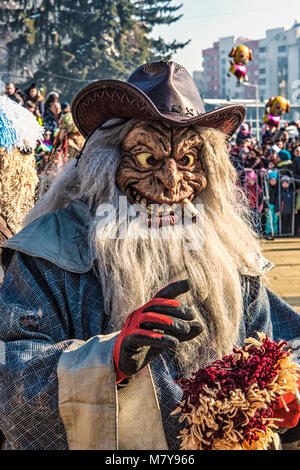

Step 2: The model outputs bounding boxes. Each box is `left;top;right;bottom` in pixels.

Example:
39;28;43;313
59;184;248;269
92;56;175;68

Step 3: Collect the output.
244;170;263;233
43;98;62;140
5;82;23;105
24;83;45;118
264;171;279;240
290;145;300;236
24;100;43;126
296;192;300;237
236;123;252;146
290;145;300;181
276;176;297;235
61;102;71;114
44;92;59;115
277;149;293;170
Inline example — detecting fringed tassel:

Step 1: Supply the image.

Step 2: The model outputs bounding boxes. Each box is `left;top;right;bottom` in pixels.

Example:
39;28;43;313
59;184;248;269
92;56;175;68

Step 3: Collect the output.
172;333;300;450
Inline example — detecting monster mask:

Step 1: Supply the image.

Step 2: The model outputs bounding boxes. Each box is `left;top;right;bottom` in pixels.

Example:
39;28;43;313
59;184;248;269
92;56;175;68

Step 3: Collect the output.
116;120;207;226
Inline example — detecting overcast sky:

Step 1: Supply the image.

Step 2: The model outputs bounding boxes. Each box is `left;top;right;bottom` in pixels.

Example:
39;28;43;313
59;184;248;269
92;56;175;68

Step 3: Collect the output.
153;0;300;74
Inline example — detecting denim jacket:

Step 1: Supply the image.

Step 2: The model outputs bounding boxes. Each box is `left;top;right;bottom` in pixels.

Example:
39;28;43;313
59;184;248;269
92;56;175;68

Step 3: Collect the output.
0;199;299;450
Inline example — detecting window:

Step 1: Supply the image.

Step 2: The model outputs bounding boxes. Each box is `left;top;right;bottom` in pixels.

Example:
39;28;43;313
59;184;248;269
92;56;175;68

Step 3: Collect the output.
278;45;286;53
259;78;266;85
259;68;266;74
259;46;266;53
277;56;288;95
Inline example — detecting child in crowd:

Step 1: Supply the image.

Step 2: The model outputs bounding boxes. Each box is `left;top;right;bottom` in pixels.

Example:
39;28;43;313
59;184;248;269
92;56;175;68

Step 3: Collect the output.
264;171;279;239
276;175;297;235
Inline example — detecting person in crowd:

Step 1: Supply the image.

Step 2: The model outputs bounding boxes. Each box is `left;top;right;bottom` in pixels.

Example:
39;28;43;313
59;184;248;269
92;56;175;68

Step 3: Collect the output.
277;149;293;170
43;97;63;140
235;123;252;145
24;100;43;126
2;60;300;451
289;145;300;236
5;82;23;105
264;171;279;240
244;170;263;233
24;83;45;118
248;147;268;171
61;102;71;114
276;175;297;236
290;145;300;178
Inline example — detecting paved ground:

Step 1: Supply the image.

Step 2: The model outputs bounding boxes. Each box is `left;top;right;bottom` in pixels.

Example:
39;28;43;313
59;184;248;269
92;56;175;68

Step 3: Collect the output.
262;237;300;313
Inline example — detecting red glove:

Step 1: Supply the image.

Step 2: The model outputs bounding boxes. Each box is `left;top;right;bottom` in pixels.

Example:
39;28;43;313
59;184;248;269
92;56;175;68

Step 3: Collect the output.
113;280;202;383
273;384;300;428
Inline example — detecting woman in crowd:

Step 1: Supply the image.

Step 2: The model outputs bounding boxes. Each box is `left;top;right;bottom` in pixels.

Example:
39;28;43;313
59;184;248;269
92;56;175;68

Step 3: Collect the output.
23;83;45;118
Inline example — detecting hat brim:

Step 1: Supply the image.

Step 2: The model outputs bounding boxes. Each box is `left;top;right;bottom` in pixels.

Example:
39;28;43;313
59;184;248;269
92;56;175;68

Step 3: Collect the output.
71;79;246;139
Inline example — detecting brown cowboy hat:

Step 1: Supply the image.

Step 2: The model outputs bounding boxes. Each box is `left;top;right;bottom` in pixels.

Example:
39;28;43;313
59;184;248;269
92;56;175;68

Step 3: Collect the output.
71;61;246;139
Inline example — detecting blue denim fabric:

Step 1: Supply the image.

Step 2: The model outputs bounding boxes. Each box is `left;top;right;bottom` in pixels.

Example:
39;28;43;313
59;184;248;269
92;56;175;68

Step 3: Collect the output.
0;252;299;450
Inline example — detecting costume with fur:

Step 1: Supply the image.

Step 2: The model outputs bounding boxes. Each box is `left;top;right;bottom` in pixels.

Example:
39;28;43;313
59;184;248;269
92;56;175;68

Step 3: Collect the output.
0;62;299;450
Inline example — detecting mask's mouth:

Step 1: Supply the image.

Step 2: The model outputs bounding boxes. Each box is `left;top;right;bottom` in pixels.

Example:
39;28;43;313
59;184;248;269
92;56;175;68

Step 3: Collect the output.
128;186;198;227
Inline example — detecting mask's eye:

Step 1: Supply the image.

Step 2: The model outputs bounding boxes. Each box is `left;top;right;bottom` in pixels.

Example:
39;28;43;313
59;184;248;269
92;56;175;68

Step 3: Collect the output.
177;154;195;168
136;153;156;168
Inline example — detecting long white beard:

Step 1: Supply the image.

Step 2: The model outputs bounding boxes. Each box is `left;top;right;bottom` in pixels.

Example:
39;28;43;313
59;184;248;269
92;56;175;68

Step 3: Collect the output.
90;193;245;375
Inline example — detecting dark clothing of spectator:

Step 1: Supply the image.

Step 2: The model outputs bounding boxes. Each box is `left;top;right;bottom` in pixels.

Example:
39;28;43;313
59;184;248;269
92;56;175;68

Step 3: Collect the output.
269;184;278;205
276;187;295;215
230;153;245;173
250;157;268;171
290;158;300;182
23;83;45;116
43;109;62;134
280;214;293;235
5;89;23;105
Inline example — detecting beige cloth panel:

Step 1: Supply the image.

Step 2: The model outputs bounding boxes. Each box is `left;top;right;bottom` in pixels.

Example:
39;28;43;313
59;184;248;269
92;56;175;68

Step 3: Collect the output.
57;333;118;450
57;332;168;450
118;366;168;450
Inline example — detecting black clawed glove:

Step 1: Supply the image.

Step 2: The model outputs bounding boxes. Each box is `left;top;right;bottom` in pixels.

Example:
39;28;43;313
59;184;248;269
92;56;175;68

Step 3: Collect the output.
113;280;202;382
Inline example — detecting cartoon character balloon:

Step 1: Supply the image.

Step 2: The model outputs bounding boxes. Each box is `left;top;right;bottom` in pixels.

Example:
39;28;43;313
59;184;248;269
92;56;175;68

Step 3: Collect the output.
228;45;253;84
263;96;290;128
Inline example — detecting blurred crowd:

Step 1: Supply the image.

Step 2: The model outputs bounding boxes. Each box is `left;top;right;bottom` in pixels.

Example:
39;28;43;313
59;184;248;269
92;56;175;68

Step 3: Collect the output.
4;81;84;196
230;121;300;238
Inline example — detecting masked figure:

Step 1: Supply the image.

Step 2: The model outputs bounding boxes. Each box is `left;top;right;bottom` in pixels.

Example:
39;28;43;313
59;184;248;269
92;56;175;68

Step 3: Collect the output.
0;62;300;451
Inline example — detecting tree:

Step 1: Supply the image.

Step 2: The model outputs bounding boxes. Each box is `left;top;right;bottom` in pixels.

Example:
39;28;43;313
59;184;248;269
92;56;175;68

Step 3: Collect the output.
2;0;189;101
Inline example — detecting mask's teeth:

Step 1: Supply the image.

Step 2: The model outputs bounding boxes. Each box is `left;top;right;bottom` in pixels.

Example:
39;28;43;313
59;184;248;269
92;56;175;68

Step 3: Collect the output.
140;198;147;206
